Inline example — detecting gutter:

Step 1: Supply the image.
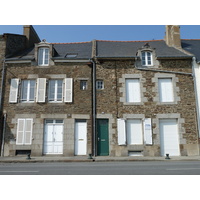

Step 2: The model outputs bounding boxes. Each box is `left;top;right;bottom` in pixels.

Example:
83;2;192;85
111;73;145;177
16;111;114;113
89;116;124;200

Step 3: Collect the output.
0;59;6;112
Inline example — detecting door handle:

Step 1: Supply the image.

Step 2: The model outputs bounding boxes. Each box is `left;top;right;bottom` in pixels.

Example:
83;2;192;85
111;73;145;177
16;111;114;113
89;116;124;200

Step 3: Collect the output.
98;137;100;141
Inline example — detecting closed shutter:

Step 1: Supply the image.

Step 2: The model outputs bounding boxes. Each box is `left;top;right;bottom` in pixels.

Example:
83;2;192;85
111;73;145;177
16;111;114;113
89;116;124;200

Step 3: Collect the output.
126;79;141;103
117;119;126;145
158;78;174;102
143;118;153;145
16;119;25;145
36;78;46;102
9;78;19;103
64;78;73;102
24;119;33;145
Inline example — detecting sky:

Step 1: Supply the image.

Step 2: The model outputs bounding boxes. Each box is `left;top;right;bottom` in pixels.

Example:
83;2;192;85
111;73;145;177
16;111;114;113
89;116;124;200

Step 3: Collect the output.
0;25;200;43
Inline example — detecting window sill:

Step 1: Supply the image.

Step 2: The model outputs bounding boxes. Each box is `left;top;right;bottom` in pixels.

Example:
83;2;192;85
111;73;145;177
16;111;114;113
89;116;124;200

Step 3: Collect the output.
124;102;144;106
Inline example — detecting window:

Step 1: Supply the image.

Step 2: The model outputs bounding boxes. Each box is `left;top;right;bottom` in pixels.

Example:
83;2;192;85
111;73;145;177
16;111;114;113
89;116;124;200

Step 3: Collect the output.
48;80;63;102
20;80;35;102
158;78;174;102
125;79;141;103
16;118;33;145
141;51;152;66
96;80;104;90
38;48;49;66
80;80;87;90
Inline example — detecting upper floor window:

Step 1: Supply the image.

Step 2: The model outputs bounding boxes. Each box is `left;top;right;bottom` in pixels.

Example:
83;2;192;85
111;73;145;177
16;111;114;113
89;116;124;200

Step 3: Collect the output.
158;78;174;102
21;80;36;102
80;80;87;90
141;51;152;66
38;48;49;66
48;80;63;102
125;79;141;103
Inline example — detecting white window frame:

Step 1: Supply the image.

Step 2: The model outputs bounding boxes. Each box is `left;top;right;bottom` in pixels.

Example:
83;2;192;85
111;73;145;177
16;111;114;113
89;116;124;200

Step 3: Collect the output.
20;80;36;102
125;78;141;103
96;80;104;90
141;51;153;66
38;48;49;66
16;118;33;145
48;80;63;103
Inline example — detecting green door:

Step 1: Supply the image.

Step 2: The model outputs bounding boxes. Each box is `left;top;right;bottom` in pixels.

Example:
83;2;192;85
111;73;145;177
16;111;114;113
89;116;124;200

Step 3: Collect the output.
97;119;109;156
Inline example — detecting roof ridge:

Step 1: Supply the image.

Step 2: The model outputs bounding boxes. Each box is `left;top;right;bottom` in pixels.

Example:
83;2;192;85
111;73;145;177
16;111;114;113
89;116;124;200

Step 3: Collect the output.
181;39;200;41
51;41;91;44
96;39;163;42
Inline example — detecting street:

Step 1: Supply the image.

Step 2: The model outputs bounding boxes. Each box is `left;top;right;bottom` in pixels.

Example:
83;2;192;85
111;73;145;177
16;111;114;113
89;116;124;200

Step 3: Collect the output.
1;161;200;175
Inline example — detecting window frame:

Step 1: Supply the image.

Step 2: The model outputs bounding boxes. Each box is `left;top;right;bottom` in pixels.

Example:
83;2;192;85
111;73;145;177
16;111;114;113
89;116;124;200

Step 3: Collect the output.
20;80;36;103
48;79;63;103
80;80;87;90
96;80;104;90
141;51;153;66
38;47;49;66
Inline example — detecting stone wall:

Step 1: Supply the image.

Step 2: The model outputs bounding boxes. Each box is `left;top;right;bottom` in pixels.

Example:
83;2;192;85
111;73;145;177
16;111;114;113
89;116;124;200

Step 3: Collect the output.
96;59;199;156
3;62;92;156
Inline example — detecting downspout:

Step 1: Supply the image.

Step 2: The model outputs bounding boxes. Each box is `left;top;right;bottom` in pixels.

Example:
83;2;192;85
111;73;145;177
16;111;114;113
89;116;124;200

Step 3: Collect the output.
91;58;96;156
1;112;6;157
0;59;6;157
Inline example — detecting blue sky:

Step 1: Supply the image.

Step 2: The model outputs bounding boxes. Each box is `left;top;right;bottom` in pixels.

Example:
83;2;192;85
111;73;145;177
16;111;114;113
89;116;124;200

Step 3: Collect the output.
0;25;200;43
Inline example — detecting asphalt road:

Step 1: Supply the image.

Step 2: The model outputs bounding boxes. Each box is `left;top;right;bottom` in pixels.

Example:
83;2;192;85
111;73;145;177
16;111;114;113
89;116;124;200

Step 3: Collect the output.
1;161;200;175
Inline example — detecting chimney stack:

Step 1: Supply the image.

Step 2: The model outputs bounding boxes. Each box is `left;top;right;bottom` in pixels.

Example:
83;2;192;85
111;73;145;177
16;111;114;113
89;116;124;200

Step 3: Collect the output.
165;25;181;49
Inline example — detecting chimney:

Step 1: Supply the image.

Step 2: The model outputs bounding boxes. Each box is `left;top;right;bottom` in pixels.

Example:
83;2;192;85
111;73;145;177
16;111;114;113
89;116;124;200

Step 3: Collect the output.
23;25;40;48
165;25;181;48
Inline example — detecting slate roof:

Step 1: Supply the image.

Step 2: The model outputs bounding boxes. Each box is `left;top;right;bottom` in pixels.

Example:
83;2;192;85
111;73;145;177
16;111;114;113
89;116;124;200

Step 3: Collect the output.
6;39;193;61
182;39;200;62
96;40;191;58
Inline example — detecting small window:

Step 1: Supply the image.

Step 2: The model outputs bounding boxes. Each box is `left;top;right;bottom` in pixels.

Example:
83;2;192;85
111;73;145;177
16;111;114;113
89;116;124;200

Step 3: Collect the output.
38;48;49;66
80;80;87;90
141;51;152;66
96;80;104;90
65;53;77;58
48;80;63;102
20;80;36;102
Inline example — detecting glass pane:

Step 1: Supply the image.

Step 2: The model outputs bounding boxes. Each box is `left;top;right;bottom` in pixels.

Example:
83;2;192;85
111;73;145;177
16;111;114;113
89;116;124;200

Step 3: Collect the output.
21;80;28;101
49;80;55;101
57;80;63;101
38;48;43;65
29;80;35;101
44;48;49;65
80;81;87;90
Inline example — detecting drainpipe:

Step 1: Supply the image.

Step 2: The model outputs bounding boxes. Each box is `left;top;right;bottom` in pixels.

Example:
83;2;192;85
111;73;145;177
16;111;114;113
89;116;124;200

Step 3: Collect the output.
91;59;96;156
1;112;6;157
0;58;6;112
0;59;6;157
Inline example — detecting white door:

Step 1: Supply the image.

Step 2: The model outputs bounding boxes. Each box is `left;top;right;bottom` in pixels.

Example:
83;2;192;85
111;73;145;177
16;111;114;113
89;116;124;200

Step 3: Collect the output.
44;120;63;154
75;120;87;155
159;119;180;156
127;119;143;145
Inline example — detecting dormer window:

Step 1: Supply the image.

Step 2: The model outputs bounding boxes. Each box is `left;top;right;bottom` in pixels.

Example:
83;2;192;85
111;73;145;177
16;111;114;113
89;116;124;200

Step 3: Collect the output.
141;51;152;66
38;47;49;66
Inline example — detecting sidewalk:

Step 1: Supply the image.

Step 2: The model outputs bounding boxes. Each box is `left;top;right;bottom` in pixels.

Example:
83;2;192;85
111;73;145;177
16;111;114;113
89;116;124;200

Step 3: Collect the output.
1;155;200;163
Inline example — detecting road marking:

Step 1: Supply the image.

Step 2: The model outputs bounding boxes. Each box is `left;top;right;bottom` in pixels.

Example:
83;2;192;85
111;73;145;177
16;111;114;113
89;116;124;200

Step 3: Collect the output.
0;171;39;173
166;168;200;171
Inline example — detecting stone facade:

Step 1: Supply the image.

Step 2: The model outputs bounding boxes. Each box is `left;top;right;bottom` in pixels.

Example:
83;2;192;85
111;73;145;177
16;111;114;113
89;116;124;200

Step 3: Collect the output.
95;59;199;156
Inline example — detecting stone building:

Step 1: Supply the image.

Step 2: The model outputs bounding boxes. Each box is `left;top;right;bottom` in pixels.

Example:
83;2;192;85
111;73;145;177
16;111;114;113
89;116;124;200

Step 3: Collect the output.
0;25;199;157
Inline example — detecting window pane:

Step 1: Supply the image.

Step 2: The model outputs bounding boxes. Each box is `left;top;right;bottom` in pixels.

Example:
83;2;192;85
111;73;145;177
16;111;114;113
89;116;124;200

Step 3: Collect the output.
80;81;87;90
44;49;49;65
21;80;28;101
96;80;103;89
29;80;35;101
38;48;44;65
49;80;55;101
57;80;63;101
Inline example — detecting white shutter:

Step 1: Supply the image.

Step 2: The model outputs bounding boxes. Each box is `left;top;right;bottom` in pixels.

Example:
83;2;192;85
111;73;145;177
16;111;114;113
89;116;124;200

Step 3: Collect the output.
36;78;46;103
16;119;25;145
24;119;33;145
9;78;19;103
117;119;126;145
126;79;141;103
143;118;153;145
158;78;174;102
64;78;73;102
